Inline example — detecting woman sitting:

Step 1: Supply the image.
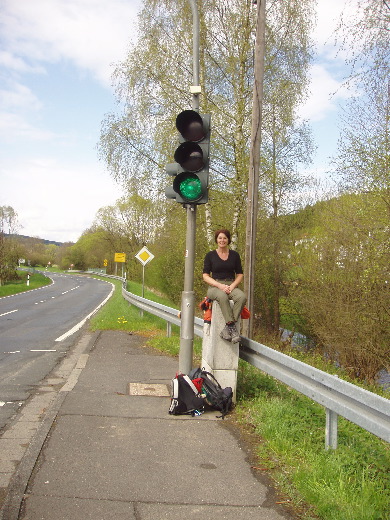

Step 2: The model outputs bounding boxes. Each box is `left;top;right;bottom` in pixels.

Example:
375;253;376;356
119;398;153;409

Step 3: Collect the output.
202;229;247;343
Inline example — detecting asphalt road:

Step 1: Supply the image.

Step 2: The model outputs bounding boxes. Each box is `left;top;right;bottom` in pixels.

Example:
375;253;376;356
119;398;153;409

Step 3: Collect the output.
0;272;114;431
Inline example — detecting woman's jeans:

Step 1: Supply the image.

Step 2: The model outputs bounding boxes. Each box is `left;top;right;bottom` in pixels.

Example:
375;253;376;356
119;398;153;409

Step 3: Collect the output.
207;279;247;324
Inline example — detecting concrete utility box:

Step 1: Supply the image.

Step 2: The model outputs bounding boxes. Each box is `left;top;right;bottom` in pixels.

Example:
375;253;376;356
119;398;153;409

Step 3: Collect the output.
201;301;239;403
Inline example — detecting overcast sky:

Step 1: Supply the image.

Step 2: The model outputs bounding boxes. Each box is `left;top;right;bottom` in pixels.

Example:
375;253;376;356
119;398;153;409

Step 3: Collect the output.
0;0;355;243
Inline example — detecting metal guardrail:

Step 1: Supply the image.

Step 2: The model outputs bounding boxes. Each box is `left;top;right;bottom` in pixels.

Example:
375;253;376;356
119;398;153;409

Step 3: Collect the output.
239;338;390;447
87;272;390;448
122;284;204;338
86;272;204;336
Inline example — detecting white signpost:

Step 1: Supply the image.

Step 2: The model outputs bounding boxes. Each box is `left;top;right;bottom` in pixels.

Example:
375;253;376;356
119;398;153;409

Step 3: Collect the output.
135;247;155;298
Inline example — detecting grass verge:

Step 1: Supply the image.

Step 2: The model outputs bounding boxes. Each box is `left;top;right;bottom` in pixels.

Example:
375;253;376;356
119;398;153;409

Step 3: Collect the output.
90;277;390;520
235;362;389;520
0;270;51;297
89;278;203;362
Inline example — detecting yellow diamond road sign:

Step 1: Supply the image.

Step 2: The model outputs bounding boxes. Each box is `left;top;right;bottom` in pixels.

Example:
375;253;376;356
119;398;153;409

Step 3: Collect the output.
135;246;154;266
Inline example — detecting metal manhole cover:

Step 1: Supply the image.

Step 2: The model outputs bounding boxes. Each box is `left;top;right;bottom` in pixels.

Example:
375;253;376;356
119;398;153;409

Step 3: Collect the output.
127;383;170;397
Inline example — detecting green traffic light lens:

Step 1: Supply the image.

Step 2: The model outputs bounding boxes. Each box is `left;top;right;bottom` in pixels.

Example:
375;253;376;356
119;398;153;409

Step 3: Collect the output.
179;175;202;201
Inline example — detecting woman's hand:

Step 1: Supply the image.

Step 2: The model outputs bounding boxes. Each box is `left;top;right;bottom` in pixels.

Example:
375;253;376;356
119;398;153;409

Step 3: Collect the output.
221;283;231;294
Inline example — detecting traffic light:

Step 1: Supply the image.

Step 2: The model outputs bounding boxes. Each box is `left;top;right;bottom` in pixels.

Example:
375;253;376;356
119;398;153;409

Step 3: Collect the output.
165;110;210;204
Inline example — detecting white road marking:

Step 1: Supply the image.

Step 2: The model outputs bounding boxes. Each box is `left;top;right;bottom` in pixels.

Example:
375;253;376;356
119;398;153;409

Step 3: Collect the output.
0;309;18;317
30;349;57;352
55;282;115;342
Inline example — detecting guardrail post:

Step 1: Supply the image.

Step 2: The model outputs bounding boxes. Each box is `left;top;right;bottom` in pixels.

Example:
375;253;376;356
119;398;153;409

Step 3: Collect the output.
325;408;338;450
201;301;239;403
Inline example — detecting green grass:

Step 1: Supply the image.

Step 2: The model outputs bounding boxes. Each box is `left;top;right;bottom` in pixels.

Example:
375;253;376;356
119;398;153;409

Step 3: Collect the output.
0;270;51;297
89;278;203;361
235;362;390;520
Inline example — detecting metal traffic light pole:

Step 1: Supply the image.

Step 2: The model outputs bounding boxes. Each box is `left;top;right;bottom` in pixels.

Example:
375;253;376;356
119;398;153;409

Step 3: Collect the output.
179;0;200;374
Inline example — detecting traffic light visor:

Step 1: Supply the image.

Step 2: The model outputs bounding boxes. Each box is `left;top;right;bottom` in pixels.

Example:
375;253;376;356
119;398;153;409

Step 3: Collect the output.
176;110;206;142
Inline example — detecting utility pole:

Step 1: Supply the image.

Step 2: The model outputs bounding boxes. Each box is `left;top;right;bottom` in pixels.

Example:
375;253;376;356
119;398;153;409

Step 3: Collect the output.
242;0;266;338
179;0;200;374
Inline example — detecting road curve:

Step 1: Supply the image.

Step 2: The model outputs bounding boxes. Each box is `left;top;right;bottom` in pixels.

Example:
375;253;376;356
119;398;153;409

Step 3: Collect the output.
0;272;113;430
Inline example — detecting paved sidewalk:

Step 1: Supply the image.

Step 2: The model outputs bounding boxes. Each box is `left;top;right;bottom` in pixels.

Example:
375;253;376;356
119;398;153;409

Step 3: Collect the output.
1;330;295;520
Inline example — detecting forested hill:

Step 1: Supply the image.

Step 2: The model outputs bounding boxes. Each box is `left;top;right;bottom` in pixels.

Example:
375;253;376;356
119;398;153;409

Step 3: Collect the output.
10;234;65;247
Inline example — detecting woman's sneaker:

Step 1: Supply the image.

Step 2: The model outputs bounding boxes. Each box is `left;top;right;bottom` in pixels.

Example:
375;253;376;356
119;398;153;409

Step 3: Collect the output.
228;323;240;343
220;324;232;341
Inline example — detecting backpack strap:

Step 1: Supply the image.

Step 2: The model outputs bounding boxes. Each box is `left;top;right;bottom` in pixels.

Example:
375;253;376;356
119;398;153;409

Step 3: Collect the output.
182;375;200;395
171;377;179;398
215;393;232;419
169;377;179;414
200;370;223;390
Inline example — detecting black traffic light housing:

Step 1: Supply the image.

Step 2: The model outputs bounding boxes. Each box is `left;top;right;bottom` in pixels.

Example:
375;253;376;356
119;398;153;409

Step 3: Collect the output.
165;110;210;204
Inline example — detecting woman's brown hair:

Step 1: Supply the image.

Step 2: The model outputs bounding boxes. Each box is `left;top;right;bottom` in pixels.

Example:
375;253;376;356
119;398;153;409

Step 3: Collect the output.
214;229;231;244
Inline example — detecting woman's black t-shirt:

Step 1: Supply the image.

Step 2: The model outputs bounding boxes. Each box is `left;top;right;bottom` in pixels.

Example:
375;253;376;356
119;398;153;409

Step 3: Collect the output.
203;250;243;280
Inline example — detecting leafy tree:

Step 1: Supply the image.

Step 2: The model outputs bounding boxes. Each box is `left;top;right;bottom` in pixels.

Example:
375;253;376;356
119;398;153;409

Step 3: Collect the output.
312;0;390;380
97;0;316;336
44;244;58;266
0;206;19;235
250;0;315;334
55;242;75;270
0;206;21;285
335;0;390;199
74;228;112;271
22;237;47;267
335;72;390;199
92;193;164;280
61;243;87;271
99;0;315;250
288;192;389;382
147;203;187;302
